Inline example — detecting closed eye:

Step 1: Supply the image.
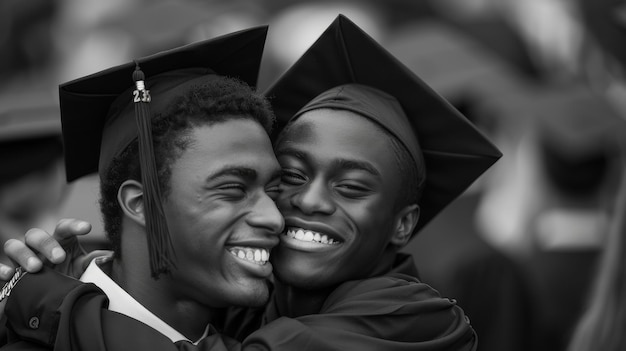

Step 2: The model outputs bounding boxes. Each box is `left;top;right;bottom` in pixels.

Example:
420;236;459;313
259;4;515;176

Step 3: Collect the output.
216;183;246;200
281;169;307;186
335;183;372;198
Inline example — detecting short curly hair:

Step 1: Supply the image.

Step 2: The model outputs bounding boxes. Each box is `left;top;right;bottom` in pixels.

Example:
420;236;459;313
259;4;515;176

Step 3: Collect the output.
99;76;275;256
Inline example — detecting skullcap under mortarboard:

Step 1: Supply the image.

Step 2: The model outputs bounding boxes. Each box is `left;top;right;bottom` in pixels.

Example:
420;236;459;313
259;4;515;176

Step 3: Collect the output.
265;15;502;237
291;84;423;181
59;26;268;182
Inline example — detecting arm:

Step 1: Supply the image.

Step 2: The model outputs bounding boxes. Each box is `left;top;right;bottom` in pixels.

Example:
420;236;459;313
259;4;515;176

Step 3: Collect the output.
242;275;477;351
2;226;475;351
2;270;475;351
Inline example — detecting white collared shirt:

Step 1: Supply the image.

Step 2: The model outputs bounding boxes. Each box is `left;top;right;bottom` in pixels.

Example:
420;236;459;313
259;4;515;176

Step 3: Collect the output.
80;256;209;344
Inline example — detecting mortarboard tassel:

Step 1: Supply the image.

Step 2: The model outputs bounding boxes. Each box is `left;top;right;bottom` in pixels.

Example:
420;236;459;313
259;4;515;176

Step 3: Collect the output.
133;63;177;278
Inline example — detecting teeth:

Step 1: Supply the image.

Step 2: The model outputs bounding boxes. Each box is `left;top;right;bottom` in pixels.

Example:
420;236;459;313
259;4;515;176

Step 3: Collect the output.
295;229;304;240
304;231;314;241
285;228;340;245
228;247;270;264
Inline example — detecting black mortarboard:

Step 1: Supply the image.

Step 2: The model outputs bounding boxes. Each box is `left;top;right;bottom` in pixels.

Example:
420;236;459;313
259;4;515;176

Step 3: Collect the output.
265;15;502;236
58;26;268;276
0;104;62;184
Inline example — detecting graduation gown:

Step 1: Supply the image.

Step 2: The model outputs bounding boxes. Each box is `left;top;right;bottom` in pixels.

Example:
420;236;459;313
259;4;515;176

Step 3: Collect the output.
0;268;240;351
238;254;477;350
1;254;476;350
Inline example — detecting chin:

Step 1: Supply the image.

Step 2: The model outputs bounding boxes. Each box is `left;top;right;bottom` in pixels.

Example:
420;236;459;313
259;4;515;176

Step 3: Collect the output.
233;280;271;307
273;261;336;290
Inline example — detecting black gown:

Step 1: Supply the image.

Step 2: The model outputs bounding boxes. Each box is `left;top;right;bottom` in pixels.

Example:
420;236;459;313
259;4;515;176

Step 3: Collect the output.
1;254;476;350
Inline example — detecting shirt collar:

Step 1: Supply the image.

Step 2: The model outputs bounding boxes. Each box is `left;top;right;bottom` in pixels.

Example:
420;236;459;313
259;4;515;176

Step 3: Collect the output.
80;256;210;344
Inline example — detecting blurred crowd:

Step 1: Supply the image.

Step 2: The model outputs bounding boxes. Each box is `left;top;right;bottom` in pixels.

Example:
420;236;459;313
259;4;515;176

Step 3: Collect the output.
1;0;625;350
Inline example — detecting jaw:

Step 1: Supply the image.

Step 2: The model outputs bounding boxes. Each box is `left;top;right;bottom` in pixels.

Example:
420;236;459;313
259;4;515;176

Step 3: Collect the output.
271;242;347;290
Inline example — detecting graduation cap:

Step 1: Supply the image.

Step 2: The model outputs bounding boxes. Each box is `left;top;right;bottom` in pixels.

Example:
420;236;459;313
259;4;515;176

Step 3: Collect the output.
265;15;502;236
58;26;268;277
0;104;62;184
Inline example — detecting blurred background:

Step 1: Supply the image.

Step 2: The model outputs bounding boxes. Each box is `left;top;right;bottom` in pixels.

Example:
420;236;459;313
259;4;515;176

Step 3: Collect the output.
1;0;625;350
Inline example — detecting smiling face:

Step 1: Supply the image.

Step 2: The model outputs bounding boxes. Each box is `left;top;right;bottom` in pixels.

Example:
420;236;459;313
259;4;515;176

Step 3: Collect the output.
273;109;411;289
162;118;284;307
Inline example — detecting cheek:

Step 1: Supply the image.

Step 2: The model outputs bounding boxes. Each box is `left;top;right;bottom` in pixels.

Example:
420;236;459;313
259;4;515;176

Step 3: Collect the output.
345;200;397;251
348;199;388;231
164;201;213;253
276;188;295;210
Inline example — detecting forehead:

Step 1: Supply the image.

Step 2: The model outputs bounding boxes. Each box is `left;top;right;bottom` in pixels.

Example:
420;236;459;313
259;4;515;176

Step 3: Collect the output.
276;109;403;178
177;118;278;172
278;109;392;153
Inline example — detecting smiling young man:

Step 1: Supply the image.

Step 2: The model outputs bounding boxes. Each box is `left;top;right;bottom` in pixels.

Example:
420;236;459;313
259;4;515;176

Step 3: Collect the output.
214;17;501;348
0;16;500;350
0;27;286;350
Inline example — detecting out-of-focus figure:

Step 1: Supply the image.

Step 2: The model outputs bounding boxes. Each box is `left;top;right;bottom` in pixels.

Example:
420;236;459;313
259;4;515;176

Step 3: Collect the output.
514;85;625;351
0;96;66;265
567;148;626;351
0;0;59;86
567;0;626;350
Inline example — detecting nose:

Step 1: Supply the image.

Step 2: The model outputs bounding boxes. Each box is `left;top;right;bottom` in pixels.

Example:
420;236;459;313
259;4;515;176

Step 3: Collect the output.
247;193;285;235
290;179;336;215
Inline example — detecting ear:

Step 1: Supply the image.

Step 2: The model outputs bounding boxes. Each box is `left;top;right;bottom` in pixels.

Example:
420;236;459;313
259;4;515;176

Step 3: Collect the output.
118;180;146;227
389;204;419;247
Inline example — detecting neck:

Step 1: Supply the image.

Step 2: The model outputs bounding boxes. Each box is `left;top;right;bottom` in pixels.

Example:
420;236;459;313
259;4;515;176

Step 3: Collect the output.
271;248;400;318
113;226;217;341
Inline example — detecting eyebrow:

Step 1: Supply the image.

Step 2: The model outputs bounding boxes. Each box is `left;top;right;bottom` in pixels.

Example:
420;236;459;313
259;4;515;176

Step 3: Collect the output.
331;159;381;177
207;166;258;182
206;166;283;183
277;146;381;177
